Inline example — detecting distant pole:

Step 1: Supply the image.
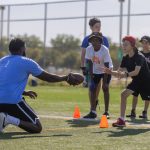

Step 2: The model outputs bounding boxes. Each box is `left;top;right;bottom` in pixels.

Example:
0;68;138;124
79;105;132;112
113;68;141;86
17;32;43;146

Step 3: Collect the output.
7;5;10;43
0;5;5;50
43;3;47;68
127;0;131;35
118;0;125;47
84;0;88;37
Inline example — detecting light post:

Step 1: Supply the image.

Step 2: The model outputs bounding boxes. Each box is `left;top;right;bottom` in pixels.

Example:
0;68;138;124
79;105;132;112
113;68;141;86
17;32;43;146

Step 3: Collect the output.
84;0;88;37
118;0;125;47
0;5;5;50
127;0;131;35
117;0;125;63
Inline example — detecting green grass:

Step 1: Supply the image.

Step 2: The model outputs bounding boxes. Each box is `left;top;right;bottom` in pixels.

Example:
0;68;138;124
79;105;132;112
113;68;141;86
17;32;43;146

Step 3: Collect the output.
0;85;150;150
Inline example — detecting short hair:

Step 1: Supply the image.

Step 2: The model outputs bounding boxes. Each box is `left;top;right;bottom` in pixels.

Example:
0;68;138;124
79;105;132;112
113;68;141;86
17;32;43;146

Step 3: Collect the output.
89;17;101;27
9;38;25;53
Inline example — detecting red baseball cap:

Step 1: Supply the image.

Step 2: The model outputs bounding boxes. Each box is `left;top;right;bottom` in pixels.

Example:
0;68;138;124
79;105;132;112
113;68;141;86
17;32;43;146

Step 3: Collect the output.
122;36;136;47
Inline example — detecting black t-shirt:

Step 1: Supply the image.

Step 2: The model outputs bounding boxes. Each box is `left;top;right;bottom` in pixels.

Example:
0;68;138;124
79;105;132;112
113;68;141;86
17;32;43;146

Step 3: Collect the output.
141;51;150;69
120;50;150;81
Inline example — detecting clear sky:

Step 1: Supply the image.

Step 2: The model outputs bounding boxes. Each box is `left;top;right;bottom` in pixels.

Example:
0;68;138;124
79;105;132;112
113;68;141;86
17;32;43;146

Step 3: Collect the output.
0;0;150;46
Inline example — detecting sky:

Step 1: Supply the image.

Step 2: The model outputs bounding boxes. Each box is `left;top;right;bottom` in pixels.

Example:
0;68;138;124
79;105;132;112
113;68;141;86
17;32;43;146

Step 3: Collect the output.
0;0;150;46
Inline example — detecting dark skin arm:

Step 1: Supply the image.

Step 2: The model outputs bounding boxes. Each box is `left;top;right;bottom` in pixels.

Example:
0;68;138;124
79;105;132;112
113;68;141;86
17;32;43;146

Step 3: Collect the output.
22;71;81;99
103;62;109;90
22;71;80;100
36;71;80;85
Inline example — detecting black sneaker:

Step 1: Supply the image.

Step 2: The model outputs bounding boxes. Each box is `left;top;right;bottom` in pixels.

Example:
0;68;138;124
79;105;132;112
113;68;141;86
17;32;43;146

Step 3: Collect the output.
103;112;110;119
83;111;97;119
126;110;136;118
139;111;147;119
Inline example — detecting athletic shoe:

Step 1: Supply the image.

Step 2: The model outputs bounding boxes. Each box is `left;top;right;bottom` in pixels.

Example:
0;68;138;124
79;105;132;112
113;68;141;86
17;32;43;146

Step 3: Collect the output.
126;110;136;118
0;112;7;132
83;111;97;119
139;111;147;119
112;118;126;127
103;112;110;119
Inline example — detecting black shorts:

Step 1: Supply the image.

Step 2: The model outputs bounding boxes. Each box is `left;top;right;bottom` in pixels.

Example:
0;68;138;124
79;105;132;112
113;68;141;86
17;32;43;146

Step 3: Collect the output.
127;79;150;101
103;74;111;84
0;98;39;124
92;74;111;84
93;74;104;84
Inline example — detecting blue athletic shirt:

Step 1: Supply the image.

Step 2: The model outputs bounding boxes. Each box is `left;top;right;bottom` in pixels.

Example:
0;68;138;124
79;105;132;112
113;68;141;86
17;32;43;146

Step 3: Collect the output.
0;55;43;104
81;35;109;49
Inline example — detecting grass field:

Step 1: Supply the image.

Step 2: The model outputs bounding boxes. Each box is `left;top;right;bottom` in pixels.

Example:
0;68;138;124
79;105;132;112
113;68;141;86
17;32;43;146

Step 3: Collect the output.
0;85;150;150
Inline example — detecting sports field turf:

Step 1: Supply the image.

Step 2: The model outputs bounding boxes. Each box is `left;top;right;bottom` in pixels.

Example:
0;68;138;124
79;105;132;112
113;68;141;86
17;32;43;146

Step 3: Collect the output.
0;85;150;150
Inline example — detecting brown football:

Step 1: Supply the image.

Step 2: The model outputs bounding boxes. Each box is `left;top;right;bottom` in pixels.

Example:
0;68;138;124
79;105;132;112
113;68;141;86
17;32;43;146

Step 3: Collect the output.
71;73;84;84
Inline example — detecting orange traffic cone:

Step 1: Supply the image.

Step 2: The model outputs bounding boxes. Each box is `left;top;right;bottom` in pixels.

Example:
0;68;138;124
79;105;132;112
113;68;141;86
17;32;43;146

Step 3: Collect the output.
73;106;80;119
99;115;109;128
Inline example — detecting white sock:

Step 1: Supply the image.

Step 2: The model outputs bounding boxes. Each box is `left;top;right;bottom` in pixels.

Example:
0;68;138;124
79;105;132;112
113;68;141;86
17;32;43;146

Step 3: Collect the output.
5;114;20;126
91;110;97;114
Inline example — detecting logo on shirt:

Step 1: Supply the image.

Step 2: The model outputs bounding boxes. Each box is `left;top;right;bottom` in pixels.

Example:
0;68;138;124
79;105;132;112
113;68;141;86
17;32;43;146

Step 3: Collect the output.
92;56;100;64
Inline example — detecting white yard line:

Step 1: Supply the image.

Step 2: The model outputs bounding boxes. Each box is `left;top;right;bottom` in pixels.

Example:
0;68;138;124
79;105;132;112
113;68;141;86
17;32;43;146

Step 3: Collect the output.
39;115;150;128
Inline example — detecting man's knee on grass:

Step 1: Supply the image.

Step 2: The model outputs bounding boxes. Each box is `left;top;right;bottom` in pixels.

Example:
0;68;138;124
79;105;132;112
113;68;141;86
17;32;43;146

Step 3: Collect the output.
19;119;42;133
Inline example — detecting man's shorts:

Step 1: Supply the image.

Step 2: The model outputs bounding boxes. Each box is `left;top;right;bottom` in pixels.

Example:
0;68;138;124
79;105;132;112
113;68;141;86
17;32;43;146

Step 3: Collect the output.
0;98;39;124
127;79;150;101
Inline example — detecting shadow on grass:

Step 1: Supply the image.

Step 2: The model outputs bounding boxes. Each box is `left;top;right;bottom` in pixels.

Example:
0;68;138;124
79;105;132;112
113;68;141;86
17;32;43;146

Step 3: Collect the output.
93;128;150;137
0;131;51;140
127;118;150;124
66;119;99;127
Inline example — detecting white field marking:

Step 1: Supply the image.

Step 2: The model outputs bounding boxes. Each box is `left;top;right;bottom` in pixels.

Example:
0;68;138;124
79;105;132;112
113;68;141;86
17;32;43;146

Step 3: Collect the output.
39;115;150;128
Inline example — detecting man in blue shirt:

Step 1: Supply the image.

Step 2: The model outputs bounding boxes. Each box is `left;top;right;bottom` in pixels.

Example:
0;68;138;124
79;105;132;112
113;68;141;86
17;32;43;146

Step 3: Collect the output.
80;17;111;118
0;38;81;133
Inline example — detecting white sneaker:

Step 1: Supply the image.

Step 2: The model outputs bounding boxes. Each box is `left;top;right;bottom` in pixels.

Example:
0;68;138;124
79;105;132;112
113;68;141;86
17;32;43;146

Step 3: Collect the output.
0;112;7;132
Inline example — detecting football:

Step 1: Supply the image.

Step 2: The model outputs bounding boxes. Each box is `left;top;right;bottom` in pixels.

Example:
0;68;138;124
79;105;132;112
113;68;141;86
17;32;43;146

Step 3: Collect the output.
71;73;84;85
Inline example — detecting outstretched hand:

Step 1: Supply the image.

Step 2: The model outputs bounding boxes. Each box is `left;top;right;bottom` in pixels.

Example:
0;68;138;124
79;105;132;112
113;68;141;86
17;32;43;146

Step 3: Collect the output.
103;67;112;74
23;91;38;99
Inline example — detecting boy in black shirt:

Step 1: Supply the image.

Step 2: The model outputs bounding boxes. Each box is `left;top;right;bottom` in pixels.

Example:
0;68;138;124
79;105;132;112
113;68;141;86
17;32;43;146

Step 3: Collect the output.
126;36;150;119
104;36;150;127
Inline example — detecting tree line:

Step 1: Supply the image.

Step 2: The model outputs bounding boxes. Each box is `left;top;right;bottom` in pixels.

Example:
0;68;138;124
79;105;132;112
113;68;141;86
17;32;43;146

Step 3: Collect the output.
0;34;141;70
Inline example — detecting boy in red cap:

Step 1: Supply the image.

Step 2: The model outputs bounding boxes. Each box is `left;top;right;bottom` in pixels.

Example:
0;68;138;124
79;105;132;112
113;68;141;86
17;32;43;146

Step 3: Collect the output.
126;35;150;119
104;35;150;127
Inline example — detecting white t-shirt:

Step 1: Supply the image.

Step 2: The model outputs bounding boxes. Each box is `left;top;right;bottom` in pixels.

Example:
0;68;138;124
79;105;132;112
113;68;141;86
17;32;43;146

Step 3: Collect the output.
85;45;113;74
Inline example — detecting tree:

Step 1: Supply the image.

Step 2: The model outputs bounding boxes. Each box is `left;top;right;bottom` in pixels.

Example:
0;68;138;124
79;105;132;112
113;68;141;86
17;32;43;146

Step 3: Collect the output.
50;34;81;52
15;34;44;48
62;50;80;69
14;34;44;66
